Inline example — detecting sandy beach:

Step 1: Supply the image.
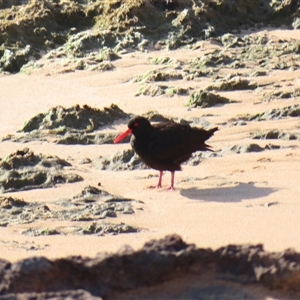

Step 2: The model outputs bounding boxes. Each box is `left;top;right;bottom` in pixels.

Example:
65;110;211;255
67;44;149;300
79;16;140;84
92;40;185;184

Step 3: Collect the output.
0;28;300;266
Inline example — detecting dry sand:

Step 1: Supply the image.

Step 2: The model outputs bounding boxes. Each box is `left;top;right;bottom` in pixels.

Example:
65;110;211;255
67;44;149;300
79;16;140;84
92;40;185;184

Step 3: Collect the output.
1;29;300;263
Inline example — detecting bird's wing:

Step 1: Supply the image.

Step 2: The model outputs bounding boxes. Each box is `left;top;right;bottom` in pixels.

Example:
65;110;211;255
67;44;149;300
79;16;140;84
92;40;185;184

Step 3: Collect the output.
149;122;199;162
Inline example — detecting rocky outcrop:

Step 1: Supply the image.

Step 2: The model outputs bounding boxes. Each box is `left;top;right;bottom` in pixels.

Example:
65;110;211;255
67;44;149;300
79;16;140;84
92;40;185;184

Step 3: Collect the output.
0;0;299;73
0;235;299;299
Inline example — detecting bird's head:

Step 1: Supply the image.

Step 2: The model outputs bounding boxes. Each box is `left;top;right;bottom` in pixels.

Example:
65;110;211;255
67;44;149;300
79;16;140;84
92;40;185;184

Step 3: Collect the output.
114;116;151;144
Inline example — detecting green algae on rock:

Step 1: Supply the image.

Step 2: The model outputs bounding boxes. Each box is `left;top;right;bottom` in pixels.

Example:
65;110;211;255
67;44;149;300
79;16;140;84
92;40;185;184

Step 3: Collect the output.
207;76;258;91
20;104;129;133
133;69;183;83
135;83;187;97
1;0;299;74
187;90;230;108
2;104;131;145
0;46;31;73
81;222;138;235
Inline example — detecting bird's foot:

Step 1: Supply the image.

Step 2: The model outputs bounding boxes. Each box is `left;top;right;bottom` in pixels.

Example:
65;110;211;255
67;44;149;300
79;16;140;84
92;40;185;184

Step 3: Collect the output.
165;186;175;191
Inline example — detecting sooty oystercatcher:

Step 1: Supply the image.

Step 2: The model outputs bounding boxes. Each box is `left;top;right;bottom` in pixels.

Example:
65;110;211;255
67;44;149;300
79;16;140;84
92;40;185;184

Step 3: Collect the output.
114;116;218;190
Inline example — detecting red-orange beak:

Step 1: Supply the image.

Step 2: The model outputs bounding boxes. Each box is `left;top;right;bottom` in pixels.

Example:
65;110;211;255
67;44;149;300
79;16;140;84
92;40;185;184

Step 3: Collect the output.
114;129;132;144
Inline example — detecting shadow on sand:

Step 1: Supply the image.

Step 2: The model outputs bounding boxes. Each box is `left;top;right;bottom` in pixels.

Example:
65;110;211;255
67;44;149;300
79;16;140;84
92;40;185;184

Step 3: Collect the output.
180;182;278;203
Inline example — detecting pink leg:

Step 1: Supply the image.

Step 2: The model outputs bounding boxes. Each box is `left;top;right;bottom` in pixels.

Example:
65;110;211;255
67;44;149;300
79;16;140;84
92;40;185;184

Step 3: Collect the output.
149;171;163;189
166;171;175;191
157;170;163;188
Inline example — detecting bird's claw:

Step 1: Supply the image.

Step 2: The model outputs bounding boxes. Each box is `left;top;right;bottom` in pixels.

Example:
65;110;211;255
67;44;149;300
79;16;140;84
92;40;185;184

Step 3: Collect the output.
165;186;175;191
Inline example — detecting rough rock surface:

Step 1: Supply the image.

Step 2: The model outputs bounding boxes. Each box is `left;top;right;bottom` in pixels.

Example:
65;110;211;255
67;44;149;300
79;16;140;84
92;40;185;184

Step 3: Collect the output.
0;148;82;193
252;130;300;140
20;104;129;133
2;104;130;145
187;89;231;108
235;104;300;122
0;185;142;235
1;0;299;73
0;234;299;299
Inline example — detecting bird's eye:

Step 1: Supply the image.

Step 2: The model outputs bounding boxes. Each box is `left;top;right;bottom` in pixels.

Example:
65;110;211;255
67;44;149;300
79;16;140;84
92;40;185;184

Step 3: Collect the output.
134;122;139;127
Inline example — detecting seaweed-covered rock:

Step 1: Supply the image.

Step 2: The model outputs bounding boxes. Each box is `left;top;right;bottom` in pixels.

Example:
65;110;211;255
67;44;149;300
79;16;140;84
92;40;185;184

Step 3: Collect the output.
0;186;142;230
135;84;187;97
20;104;129;133
142;111;172;122
1;1;299;74
56;132;124;145
207;76;257;91
134;69;183;83
190;50;233;69
243;105;300;121
0;46;31;73
81;222;138;235
150;56;177;65
0;148;70;170
0;148;82;193
54;185;141;221
252;130;300;140
135;84;166;97
22;222;139;237
187;90;230;108
2;104;130;144
260;87;300;102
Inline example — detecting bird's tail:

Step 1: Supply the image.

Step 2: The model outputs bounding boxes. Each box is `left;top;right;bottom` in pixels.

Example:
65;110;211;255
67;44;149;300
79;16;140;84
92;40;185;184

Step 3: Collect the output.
199;127;218;151
207;127;218;137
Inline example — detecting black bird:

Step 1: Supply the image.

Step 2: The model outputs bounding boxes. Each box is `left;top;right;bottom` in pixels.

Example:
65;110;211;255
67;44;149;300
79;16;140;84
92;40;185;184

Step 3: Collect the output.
114;116;218;190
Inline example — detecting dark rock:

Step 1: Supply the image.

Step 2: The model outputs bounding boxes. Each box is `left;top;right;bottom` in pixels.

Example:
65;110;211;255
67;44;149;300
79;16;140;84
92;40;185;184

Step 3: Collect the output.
0;290;101;300
1;235;300;299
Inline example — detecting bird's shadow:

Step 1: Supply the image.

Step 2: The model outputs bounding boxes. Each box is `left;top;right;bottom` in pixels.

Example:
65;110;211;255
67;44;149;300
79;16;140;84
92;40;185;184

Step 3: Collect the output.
180;182;278;203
